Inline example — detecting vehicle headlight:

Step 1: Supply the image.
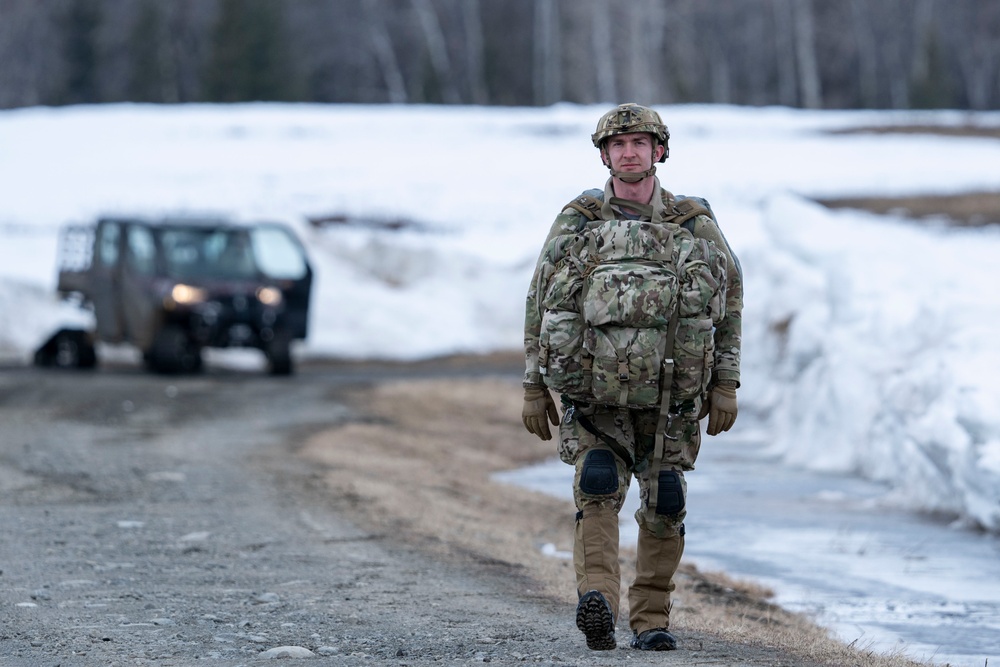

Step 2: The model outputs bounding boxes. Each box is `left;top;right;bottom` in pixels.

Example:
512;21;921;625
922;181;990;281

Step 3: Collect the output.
170;283;208;305
256;286;283;307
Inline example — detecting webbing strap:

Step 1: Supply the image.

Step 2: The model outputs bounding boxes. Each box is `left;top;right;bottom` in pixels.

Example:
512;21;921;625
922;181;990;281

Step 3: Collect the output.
564;195;603;221
567;190;713;228
570;406;635;472
617;353;630;406
645;290;682;523
670;198;711;228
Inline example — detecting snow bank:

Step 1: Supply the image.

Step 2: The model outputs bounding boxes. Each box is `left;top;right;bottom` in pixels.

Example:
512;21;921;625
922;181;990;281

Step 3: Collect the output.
748;194;1000;530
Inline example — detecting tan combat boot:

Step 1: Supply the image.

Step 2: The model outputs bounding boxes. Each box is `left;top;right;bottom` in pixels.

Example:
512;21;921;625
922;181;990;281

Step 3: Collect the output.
627;526;684;648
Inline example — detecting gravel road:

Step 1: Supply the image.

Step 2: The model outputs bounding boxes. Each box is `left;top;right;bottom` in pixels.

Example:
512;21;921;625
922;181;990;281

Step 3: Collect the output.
0;356;829;667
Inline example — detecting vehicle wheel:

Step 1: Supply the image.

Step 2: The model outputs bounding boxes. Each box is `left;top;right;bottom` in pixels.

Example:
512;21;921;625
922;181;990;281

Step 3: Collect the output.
265;329;294;376
33;328;97;369
147;325;202;374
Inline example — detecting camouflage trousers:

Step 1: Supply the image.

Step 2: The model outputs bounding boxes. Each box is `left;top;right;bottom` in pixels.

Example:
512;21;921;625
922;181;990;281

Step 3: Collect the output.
560;402;701;631
560;403;700;537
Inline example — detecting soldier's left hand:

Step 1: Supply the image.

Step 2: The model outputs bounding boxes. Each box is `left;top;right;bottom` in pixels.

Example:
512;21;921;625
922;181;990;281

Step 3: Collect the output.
704;382;738;436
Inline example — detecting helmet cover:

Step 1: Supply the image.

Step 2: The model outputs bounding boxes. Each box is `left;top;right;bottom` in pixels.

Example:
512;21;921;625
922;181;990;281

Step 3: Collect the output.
591;103;670;162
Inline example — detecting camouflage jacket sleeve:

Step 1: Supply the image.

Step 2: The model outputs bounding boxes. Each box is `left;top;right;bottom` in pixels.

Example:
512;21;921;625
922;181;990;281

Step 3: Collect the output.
691;214;743;386
523;208;587;388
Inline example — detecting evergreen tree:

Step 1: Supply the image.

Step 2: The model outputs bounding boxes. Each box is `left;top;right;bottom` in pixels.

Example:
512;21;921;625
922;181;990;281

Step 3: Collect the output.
128;1;169;102
203;0;296;102
910;27;955;109
59;0;102;104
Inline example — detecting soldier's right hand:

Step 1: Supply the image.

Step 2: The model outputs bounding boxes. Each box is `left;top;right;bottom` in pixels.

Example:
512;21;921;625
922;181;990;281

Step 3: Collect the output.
522;386;560;441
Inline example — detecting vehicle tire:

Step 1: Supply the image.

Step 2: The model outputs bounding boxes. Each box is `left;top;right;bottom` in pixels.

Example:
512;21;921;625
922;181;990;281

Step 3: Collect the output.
33;328;97;369
147;325;202;374
265;329;294;376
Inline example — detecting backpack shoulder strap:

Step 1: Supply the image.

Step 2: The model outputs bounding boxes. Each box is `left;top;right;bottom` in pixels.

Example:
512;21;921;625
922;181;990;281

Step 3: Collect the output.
669;194;716;233
563;189;605;221
672;197;711;225
565;189;715;228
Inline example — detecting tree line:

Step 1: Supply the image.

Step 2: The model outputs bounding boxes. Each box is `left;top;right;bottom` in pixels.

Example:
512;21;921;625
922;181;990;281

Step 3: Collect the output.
1;0;998;111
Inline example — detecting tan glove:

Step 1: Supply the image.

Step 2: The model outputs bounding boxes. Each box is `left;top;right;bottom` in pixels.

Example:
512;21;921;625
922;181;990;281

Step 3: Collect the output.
702;381;738;436
522;386;560;441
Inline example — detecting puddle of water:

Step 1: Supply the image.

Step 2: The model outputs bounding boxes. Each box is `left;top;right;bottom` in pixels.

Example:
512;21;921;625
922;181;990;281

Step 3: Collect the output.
496;429;1000;667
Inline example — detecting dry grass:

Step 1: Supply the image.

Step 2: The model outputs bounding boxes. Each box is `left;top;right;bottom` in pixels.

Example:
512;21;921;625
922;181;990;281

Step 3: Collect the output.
300;376;576;602
816;191;1000;227
299;375;935;667
829;124;1000;140
818;123;1000;229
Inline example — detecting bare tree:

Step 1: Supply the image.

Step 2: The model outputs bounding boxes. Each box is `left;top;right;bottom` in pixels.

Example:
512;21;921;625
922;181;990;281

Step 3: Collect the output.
696;4;733;105
948;0;1000;109
849;0;879;108
0;0;60;107
620;1;666;105
165;0;217;103
771;0;798;106
708;50;732;104
462;0;487;105
909;0;935;85
792;0;822;108
364;0;407;103
123;1;180;103
532;0;560;106
411;0;460;104
659;1;700;104
590;0;617;103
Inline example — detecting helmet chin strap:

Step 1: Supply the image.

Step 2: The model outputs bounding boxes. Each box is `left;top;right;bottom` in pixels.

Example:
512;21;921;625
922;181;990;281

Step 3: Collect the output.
610;165;656;183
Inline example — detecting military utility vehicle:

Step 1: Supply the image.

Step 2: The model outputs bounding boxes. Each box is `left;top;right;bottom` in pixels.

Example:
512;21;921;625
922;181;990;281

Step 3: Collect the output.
37;216;312;374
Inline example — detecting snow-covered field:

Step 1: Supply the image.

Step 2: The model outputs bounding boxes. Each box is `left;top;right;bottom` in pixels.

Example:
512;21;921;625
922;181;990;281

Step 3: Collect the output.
2;101;998;536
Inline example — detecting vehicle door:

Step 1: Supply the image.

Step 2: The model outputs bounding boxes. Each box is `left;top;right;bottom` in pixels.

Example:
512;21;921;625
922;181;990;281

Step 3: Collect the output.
120;223;160;351
250;225;313;339
90;220;125;342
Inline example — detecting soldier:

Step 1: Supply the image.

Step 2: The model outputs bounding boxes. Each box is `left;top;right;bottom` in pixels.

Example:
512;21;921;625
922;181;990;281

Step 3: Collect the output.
521;103;743;651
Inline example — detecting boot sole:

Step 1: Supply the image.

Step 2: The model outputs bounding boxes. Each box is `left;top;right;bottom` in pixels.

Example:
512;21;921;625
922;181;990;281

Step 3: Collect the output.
576;592;616;651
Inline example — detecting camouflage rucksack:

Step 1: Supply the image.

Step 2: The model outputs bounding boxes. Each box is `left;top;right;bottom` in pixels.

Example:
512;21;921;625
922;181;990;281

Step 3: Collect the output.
536;199;727;414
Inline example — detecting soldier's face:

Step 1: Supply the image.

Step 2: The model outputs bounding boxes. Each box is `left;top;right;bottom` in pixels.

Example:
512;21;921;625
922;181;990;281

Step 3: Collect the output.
603;132;662;173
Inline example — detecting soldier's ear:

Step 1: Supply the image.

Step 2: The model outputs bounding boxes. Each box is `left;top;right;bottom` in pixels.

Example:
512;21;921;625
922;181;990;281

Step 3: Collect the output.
653;144;665;162
600;148;610;167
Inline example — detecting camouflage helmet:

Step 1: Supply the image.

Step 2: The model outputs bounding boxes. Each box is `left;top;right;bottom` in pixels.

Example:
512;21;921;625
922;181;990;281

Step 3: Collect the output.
591;103;670;162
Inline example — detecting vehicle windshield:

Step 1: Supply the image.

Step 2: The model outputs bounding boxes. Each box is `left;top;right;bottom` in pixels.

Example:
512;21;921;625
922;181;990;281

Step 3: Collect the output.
161;228;258;281
159;225;308;282
249;226;309;280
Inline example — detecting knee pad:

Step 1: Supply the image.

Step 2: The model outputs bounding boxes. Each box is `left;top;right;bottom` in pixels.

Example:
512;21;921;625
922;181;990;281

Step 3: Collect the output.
655;470;685;516
579;449;619;496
